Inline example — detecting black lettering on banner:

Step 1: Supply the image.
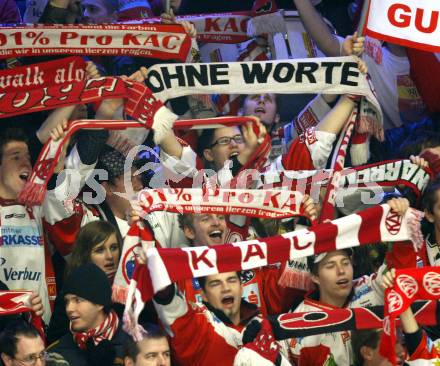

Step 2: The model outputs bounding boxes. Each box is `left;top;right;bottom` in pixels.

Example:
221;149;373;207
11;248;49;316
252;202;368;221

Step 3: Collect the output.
186;64;209;87
161;65;186;88
273;63;295;83
341;62;359;86
296;62;319;83
321;61;342;84
241;62;272;83
145;70;165;93
210;64;229;85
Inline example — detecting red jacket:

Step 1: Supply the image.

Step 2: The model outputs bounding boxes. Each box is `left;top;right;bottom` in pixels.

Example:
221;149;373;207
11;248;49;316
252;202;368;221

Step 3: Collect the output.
154;287;260;366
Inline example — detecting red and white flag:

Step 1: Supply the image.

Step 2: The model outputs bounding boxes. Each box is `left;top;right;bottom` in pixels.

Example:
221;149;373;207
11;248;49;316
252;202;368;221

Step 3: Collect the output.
365;0;440;52
0;291;45;340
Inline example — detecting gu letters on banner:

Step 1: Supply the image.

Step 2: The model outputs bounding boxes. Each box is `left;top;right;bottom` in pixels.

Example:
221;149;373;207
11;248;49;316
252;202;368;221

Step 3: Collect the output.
145;56;382;124
366;0;440;52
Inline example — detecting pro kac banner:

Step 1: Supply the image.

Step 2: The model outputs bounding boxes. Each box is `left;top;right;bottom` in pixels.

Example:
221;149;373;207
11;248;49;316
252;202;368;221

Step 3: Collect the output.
0;24;191;61
136;188;305;219
145;56;383;127
365;0;440;52
128;12;252;43
0;56;86;93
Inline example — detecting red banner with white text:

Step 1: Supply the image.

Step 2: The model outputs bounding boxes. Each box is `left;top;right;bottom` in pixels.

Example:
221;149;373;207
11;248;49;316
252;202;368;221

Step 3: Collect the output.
0;56;86;93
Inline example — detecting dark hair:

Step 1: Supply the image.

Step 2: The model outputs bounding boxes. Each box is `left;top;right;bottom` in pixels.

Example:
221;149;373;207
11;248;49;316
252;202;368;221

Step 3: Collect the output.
124;323;168;360
351;329;381;366
65;221;122;277
0;320;40;358
178;213;194;231
197;272;241;291
398;131;440;159
306;255;319;276
307;249;353;277
422;177;440;214
0;128;29;162
197;129;217;157
238;93;281;112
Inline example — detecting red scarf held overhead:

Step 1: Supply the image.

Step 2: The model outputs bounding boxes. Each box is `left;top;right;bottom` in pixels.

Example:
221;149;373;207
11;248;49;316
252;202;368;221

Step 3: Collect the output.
380;267;440;366
0;291;45;342
0;56;86;93
0;24;191;61
135;187;306;220
122;203;423;323
319;108;357;222
18;116;268;207
0;76;171;119
72;310;119;350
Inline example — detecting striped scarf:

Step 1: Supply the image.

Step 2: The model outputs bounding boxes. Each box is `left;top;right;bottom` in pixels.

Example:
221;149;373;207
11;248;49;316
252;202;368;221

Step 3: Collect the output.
18;116;269;206
72;309;119;350
123;204;424;324
381;267;440;365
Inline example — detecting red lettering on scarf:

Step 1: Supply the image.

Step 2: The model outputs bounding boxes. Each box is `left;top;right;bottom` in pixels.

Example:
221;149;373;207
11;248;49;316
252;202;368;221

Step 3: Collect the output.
263;191;281;208
190;249;214;270
205;18;221;32
223;18;239;32
385;210;402;235
243;243;266;263
291;235;313;250
280;193;299;211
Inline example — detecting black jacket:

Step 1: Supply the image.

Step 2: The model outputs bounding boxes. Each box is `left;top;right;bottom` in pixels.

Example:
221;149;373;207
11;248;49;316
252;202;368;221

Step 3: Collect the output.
47;322;129;366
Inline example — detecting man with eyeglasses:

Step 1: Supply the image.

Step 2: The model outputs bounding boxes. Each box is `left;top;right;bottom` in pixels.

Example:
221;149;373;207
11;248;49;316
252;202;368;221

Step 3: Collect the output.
0;320;68;366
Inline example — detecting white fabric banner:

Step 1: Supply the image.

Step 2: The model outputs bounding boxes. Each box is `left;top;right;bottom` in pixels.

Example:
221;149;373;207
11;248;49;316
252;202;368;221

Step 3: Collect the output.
366;0;440;52
146;56;382;127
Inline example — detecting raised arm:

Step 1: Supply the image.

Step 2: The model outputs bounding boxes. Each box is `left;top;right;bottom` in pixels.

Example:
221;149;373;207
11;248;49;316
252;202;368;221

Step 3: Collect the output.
293;0;340;56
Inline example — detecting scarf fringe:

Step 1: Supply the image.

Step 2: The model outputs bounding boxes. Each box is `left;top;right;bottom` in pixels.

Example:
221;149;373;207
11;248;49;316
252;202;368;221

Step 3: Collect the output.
358;114;384;141
247;10;286;36
277;267;315;291
18;182;46;207
112;284;129;304
406;208;425;252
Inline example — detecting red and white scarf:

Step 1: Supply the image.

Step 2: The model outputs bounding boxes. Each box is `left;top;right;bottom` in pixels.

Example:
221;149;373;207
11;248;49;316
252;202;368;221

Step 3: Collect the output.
123;204;423;322
18;119;148;206
214;38;269;115
19;115;270;206
261;159;432;200
247;0;286;37
0;24;191;61
0;77;126;118
0;291;45;341
319;108;357;222
380;267;440;365
72;309;119;350
135;187;306;219
126;0;283;43
0;56;86;93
